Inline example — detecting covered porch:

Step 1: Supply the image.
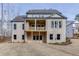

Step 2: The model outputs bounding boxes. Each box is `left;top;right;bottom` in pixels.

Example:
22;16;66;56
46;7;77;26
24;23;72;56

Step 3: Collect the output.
25;31;47;43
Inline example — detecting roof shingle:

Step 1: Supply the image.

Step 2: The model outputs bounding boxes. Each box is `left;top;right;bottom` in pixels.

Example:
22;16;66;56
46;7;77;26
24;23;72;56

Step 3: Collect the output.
11;16;26;22
26;9;62;14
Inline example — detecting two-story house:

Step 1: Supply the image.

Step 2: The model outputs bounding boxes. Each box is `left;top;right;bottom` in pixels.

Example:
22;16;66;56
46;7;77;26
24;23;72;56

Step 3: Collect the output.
73;21;79;39
11;9;67;43
66;21;74;39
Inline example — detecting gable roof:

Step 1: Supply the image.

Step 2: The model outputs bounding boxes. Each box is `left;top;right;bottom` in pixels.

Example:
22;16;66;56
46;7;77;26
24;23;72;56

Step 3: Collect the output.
26;9;62;14
26;9;67;19
66;21;74;27
11;15;26;22
11;9;67;22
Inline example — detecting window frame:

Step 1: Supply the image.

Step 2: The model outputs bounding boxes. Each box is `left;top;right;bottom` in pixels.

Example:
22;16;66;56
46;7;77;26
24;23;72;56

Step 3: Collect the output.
57;34;60;40
50;34;53;40
55;21;58;28
31;24;35;27
14;24;16;30
22;35;25;40
59;21;62;28
51;21;54;28
22;24;24;30
14;35;17;40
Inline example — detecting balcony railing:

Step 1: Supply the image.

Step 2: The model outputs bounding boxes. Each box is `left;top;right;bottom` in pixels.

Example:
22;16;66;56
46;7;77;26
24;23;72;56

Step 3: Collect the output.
26;27;45;31
29;27;35;30
74;31;79;34
36;27;45;30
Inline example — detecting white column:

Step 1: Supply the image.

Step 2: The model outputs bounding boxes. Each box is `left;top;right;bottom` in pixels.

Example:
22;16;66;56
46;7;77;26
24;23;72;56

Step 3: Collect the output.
39;32;40;40
31;32;33;40
24;32;27;42
35;19;36;30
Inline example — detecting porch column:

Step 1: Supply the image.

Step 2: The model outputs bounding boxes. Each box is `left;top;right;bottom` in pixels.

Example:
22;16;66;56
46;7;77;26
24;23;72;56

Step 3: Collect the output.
35;19;36;30
39;32;40;40
31;32;33;40
24;32;27;42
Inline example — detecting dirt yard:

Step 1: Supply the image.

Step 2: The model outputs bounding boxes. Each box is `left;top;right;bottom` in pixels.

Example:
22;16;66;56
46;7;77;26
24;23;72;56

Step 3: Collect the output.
0;39;79;56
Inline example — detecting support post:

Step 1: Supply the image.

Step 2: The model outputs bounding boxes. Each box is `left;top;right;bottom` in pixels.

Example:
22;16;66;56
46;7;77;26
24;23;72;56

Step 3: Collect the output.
31;32;33;41
39;32;40;41
35;19;36;30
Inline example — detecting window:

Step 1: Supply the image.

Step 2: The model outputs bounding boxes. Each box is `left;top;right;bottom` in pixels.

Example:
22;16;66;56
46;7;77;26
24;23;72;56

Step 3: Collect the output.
22;35;24;40
14;24;16;29
38;25;40;27
31;24;35;27
57;34;60;40
51;21;54;28
41;25;44;27
22;24;24;30
36;36;39;40
50;34;53;40
40;35;42;40
59;21;62;28
33;36;35;40
55;21;58;28
14;35;17;40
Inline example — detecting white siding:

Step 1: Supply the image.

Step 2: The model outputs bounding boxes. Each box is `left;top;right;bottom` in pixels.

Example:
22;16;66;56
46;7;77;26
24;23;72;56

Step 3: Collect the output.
66;22;74;38
12;22;25;42
46;19;66;43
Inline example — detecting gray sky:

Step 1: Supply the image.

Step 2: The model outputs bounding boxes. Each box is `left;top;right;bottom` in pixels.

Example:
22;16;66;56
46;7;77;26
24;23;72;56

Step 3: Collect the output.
0;3;79;21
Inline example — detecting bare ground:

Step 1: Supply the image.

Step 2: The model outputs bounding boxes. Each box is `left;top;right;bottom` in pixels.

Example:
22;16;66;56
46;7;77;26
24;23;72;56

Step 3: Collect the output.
0;39;78;56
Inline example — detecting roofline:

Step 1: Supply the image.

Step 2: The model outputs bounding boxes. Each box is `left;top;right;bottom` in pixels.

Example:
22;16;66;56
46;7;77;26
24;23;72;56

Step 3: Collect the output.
26;17;67;19
66;22;74;27
26;13;59;14
11;21;24;22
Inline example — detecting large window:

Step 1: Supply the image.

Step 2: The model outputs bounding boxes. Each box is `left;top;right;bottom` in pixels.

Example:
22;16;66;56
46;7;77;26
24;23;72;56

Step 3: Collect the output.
59;21;62;28
51;21;54;28
33;36;35;40
55;21;58;28
14;24;16;30
22;35;25;40
22;24;24;30
57;34;60;40
50;34;53;40
14;35;17;40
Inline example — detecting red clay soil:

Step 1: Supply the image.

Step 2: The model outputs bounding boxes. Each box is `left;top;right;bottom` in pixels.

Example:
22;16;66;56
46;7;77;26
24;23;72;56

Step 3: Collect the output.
0;36;11;43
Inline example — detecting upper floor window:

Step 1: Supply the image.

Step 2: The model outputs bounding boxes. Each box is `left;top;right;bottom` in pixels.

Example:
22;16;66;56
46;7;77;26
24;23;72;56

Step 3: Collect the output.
41;25;44;27
22;24;24;30
51;21;54;28
55;21;58;28
57;34;60;40
50;34;53;40
31;24;35;27
59;21;62;28
14;24;16;30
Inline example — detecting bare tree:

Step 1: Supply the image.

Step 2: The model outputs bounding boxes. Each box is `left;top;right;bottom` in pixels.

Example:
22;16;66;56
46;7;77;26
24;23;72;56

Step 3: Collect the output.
1;3;3;39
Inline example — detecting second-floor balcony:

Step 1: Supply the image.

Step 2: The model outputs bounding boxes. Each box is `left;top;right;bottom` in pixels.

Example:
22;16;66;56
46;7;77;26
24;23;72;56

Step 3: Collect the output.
25;19;46;31
29;27;45;30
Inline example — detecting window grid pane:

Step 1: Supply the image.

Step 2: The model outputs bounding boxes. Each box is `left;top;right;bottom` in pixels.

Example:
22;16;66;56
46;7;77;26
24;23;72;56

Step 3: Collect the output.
22;24;24;29
55;21;58;28
50;34;53;40
57;34;60;40
51;21;54;28
59;21;62;28
14;24;16;29
14;35;16;40
22;35;24;40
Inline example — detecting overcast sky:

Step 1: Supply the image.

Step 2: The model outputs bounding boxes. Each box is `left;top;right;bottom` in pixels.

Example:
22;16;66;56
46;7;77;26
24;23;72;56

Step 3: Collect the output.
0;3;79;21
